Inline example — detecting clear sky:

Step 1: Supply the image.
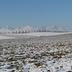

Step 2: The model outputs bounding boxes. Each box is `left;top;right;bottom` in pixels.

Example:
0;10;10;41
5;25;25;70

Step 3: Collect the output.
0;0;72;27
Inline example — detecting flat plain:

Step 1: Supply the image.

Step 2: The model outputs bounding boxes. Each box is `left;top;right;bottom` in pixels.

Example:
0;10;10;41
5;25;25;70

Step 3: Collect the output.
0;33;72;72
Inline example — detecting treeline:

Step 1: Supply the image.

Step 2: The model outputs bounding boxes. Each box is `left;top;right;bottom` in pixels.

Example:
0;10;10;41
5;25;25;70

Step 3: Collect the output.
0;25;67;34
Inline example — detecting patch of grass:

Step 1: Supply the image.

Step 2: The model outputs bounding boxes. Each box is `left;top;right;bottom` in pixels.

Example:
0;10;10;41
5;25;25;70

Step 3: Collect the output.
34;61;43;67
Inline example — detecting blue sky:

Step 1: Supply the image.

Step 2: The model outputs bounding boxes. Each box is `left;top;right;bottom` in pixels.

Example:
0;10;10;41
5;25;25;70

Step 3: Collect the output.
0;0;72;27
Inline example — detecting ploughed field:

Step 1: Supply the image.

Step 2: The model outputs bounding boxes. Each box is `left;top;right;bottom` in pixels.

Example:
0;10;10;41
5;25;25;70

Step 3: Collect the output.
0;34;72;72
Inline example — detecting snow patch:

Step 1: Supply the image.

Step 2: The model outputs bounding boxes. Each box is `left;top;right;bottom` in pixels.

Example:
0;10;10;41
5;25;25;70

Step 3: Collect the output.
0;36;14;39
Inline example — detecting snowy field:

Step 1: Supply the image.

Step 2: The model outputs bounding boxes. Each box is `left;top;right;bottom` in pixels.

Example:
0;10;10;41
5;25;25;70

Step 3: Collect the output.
0;36;14;39
5;32;71;36
0;32;72;72
0;32;67;39
0;32;71;39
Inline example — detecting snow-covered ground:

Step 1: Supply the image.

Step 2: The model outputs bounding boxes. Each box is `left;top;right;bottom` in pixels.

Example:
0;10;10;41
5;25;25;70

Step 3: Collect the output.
0;32;68;39
0;32;72;72
5;32;72;37
0;32;72;39
22;32;72;36
0;36;14;39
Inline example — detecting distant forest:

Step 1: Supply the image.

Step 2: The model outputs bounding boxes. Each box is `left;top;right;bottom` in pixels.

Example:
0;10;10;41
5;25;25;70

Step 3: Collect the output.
0;25;70;34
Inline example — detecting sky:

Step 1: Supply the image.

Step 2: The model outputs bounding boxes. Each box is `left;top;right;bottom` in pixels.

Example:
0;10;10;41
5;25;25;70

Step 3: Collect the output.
0;0;72;27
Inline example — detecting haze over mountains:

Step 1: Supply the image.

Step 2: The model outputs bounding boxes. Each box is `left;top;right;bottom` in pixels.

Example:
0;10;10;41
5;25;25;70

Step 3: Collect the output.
0;25;71;34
